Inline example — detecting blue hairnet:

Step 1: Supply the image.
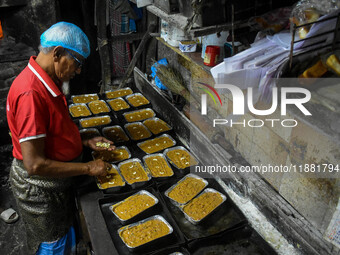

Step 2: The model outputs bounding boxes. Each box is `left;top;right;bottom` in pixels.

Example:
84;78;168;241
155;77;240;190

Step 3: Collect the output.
40;22;90;58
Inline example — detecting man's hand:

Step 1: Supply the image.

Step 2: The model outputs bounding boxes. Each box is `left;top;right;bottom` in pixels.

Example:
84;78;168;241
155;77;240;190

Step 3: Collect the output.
83;136;115;151
87;159;111;177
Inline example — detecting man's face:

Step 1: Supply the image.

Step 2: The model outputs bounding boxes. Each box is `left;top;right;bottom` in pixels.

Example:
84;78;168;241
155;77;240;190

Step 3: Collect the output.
54;48;84;82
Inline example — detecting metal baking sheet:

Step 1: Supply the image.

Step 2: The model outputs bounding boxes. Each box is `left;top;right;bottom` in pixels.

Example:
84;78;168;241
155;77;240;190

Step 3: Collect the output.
95;164;126;191
79;115;112;128
102;125;129;144
143;153;174;179
68;103;92;118
125;92;151;108
118;215;173;250
124;122;152;141
137;134;176;154
143;117;172;135
92;146;131;163
106;97;131;112
87;99;111;115
164;173;208;206
71;93;99;104
105;87;133;99
180;188;227;225
164;146;199;170
117;158;152;185
110;190;159;223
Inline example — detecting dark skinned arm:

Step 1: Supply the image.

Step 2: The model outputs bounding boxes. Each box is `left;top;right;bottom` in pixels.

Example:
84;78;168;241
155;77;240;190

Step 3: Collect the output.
21;137;111;178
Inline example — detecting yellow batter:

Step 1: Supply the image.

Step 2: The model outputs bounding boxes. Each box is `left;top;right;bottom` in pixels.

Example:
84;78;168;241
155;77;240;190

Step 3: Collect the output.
144;155;173;177
106;88;133;99
168;176;206;204
80;116;111;128
143;118;171;135
112;193;156;220
108;98;130;111
119;161;149;184
125;123;151;140
124;109;155;122
72;94;99;103
119;219;170;248
103;127;129;143
88;100;110;114
93;147;130;162
126;94;150;107
183;191;224;221
69;104;91;117
166;149;198;169
139;136;175;154
97;167;125;189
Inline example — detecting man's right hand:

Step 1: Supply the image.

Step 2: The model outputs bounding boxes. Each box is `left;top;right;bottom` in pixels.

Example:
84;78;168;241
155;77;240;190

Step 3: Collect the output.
87;159;111;177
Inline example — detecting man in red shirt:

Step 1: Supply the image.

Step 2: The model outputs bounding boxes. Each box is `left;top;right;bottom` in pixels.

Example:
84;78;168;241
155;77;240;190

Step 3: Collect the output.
6;22;114;254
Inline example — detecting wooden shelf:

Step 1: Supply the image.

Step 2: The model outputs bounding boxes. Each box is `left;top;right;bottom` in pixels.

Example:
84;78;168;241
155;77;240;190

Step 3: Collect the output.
156;37;213;74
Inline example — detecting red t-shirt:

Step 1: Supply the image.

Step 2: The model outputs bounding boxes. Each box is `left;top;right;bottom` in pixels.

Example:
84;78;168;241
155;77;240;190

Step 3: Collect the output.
6;56;83;161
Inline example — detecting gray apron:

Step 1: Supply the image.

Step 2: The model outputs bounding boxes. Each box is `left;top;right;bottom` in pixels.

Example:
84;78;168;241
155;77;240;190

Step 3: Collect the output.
9;156;81;254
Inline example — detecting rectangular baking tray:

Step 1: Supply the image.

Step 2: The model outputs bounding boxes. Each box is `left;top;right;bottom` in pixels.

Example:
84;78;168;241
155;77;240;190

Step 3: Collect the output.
137;134;177;154
179;188;227;225
105;87;133;99
125;92;151;108
117;158;152;188
95;164;126;192
110;190;159;224
143;153;174;179
71;93;99;104
163;146;199;170
118;215;173;250
79;128;100;140
124;122;152;141
123;108;156;123
87;99;111;115
102;125;129;144
142;117;172;135
92;145;131;163
164;173;208;206
79;115;112;128
106;97;131;112
68;103;92;118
